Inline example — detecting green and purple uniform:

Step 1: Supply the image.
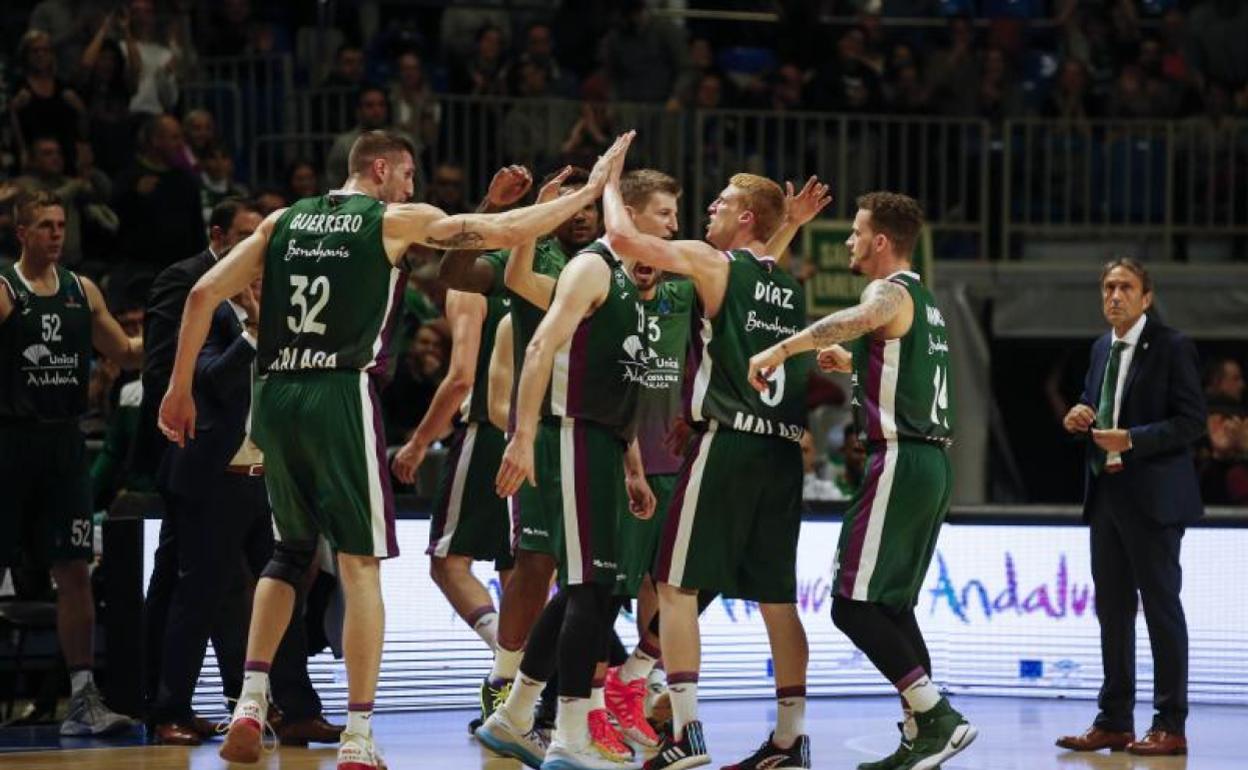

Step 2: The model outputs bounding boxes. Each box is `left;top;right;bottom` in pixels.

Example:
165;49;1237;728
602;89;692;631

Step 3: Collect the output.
834;270;954;608
0;264;94;566
617;278;696;596
252;192;403;558
655;250;811;603
516;240;644;587
427;272;514;571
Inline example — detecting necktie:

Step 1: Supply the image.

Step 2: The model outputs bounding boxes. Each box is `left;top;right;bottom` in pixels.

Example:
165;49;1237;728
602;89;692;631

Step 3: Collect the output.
1091;340;1127;475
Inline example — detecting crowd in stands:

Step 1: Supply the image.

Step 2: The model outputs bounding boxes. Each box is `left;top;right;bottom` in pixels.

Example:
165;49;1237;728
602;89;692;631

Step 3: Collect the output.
1;0;1246;500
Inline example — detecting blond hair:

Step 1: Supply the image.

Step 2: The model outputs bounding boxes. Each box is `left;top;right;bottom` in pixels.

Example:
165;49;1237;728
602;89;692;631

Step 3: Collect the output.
728;173;785;241
620;169;681;209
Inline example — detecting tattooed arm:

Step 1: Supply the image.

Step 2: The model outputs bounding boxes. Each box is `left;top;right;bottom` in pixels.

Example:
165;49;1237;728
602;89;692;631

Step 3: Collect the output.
439;165;532;294
746;279;908;393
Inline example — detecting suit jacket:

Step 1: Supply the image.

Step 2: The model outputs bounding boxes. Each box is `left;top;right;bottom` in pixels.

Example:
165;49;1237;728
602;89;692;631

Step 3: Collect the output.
133;250;215;477
159;302;256;496
1079;316;1207;525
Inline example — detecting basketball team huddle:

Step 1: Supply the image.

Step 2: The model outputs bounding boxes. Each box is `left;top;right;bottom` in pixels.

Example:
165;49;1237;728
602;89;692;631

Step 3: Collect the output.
157;129;972;770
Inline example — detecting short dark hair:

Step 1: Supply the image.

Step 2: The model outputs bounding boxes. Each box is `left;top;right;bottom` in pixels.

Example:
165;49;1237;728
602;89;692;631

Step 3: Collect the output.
357;84;388;106
1202;357;1241;390
538;166;590;190
620;169;681;209
208;197;259;232
12;188;63;227
200;142;231;160
1100;256;1152;294
348;130;416;176
856;191;925;257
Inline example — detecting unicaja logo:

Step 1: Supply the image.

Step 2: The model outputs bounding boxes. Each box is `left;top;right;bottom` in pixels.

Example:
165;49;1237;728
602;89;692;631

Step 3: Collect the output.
22;344;51;365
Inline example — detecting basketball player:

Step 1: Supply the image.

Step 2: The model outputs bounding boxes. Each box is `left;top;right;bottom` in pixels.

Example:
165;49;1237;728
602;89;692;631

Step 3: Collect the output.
158;130;631;770
0;190;142;737
747;192;976;770
604;172;816;770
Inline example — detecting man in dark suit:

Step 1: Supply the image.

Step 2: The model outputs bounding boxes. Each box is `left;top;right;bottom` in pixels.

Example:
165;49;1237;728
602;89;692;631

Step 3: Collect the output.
1057;257;1206;757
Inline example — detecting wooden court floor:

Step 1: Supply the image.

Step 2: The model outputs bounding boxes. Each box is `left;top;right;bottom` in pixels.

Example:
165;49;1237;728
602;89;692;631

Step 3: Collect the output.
0;695;1240;769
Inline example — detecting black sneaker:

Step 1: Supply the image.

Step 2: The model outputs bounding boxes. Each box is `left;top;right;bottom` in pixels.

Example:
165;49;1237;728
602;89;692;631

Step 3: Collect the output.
896;699;977;770
644;719;710;770
467;716;483;735
721;733;810;769
479;676;512;723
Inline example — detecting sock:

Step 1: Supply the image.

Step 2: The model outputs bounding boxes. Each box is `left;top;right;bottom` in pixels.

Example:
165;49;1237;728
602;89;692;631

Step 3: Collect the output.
591;684;605;711
667;672;699;739
468;607;499;651
900;695;917;741
241;661;270;700
554;696;591;748
898;670;941;713
619;643;659;683
69;667;93;696
773;686;806;748
490;646;524;685
499;674;544;732
346;702;373;737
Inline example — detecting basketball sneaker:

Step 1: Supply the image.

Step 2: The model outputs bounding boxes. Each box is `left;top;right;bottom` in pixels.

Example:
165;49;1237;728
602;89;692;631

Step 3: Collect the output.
481;676;513;722
643;719;710;770
896;699;977;770
476;707;550;768
720;733;810;770
590;707;634;762
645;669;669;722
856;723;914;770
542;737;641;770
338;730;387;770
59;682;137;736
219;695;270;763
605;668;660;748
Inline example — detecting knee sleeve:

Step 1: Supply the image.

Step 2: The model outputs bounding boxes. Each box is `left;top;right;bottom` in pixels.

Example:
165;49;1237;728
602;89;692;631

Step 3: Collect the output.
261;540;317;588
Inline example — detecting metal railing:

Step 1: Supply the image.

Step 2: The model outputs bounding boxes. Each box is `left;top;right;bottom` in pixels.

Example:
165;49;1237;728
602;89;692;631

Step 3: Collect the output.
181;80;243;156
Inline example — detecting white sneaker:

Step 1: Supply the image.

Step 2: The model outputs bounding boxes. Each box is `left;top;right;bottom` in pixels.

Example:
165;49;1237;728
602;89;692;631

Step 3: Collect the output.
218;695;270;764
644;669;669;722
59;683;137;736
541;738;640;770
338;731;387;770
476;708;549;769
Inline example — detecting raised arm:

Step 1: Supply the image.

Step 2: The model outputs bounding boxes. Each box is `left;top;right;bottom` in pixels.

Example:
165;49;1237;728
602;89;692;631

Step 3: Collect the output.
487;313;514;432
603;172;721;278
439;165;532;293
495;255;611;495
81;276;143;370
504;167;573;310
391;290;488;484
158;209;278;445
764;176;832;268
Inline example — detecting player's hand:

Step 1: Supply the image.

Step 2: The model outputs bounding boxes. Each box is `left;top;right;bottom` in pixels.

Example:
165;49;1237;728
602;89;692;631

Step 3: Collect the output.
663;417;693;457
817;344;852;373
391;437;428;485
1063;403;1096;433
626;473;656;520
1091;428;1131;453
158;387;196;447
486;164;532;208
784;176;832;226
496;434;537;497
588;130;635;192
537;165;574;204
748;345;786;394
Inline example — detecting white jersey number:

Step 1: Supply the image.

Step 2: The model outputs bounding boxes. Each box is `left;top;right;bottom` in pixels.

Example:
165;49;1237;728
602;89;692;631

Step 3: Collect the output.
288;275;330;335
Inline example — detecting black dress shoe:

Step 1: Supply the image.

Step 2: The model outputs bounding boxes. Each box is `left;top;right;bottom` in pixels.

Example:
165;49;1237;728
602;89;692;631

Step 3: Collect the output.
154;721;203;746
276;714;346;746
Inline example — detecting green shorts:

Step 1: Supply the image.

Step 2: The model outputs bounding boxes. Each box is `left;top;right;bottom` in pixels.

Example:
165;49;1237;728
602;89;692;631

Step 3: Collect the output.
0;422;93;567
615;473;678;597
653;423;802;603
515;418;625;587
427;421;513;571
834;440;952;609
252;371;398;559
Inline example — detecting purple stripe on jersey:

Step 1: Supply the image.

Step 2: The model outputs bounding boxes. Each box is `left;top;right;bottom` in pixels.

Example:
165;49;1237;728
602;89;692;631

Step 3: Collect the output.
368;268;408;376
573;422;594;583
566;319;592;416
836;447;886;598
509;494;522;553
681;307;706;420
367;374;400;558
424;426;466;554
865;338;885;442
654;430;706;582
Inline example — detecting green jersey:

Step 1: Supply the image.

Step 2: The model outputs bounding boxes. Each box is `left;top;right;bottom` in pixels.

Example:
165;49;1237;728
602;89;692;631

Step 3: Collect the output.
849;271;954;445
0;264;92;421
688;249;810;442
259;192;403;375
542;240;645;441
636;278;696;474
460;290;511;424
481;237;571;376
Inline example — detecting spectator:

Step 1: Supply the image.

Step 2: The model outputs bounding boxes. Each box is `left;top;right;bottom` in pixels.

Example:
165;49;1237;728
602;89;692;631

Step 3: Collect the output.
438;5;510;66
15;136;112;269
198;143;249;225
322;42;366;89
253;188;286;215
426;161;468;215
382;318;451;445
1043;59;1099;120
78;12;140;177
11;29;88;175
856;13;890;76
123;0;182;116
835;425;867;499
926;16;980;116
1184;0;1248;92
324;86;419;189
887;62;929;114
560;79;616;170
201;0;284;57
111;113;206;279
603;0;688;104
178;109;217;173
285;159;319;202
672;36;717;109
1159;8;1190;84
1199;398;1248;505
768;62;808;112
801;430;842;501
311;43;368;134
388;50;440;153
507;21;577;98
814;26;884;112
1107;63;1164;118
449;23;507;96
28;0;92;77
976;47;1024;121
1060;6;1120;99
502;61;558;170
1205;357;1245;404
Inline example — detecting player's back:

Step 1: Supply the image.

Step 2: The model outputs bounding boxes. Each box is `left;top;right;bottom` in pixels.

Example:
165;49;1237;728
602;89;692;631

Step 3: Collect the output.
258;192;402;376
